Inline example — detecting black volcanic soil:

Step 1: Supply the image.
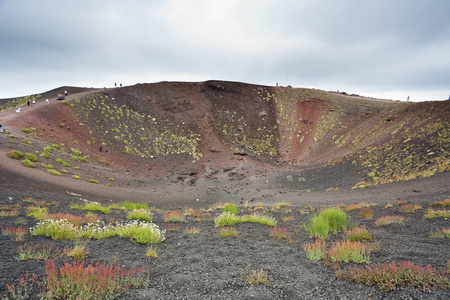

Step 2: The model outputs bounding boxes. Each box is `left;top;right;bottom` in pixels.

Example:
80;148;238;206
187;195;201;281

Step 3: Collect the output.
0;171;449;299
0;82;449;299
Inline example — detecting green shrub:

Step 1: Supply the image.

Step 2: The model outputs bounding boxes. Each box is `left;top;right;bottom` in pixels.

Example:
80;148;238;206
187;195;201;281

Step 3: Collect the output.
43;146;53;153
80;202;110;214
320;207;348;231
89;179;99;184
24;153;38;162
72;175;80;180
70;204;81;210
304;214;330;239
116;221;165;244
31;219;79;240
71;148;82;156
22;159;36;168
26;207;49;219
127;209;152;222
304;207;348;239
47;169;61;176
22;128;33;134
241;214;277;226
224;203;238;215
214;212;277;227
214;212;241;227
55;158;71;167
40;152;50;159
120;201;149;210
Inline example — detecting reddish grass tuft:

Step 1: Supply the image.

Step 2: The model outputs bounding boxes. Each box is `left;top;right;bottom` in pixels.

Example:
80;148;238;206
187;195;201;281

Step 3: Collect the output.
375;216;404;227
163;223;182;232
345;202;376;212
42;213;84;226
336;261;450;291
42;259;149;299
395;200;407;205
163;211;186;223
400;204;421;214
430;199;450;207
268;226;294;242
0;209;19;217
429;228;450;239
2;226;27;242
326;240;370;263
40;212;102;227
302;238;326;261
345;226;372;242
360;208;374;219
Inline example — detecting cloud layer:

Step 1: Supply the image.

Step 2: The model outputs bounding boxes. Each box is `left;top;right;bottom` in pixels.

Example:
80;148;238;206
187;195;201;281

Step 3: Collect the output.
1;0;449;101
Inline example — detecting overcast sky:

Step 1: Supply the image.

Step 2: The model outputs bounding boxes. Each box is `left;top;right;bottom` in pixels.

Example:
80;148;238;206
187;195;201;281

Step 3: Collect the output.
1;0;449;101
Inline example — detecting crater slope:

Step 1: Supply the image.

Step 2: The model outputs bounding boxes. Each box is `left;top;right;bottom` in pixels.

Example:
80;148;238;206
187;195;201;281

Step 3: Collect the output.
0;80;449;206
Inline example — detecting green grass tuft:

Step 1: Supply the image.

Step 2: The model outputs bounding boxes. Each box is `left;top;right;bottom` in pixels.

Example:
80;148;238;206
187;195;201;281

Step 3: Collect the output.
47;169;61;176
24;153;38;162
127;209;152;222
22;159;36;168
224;203;238;215
304;207;347;239
120;201;149;210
